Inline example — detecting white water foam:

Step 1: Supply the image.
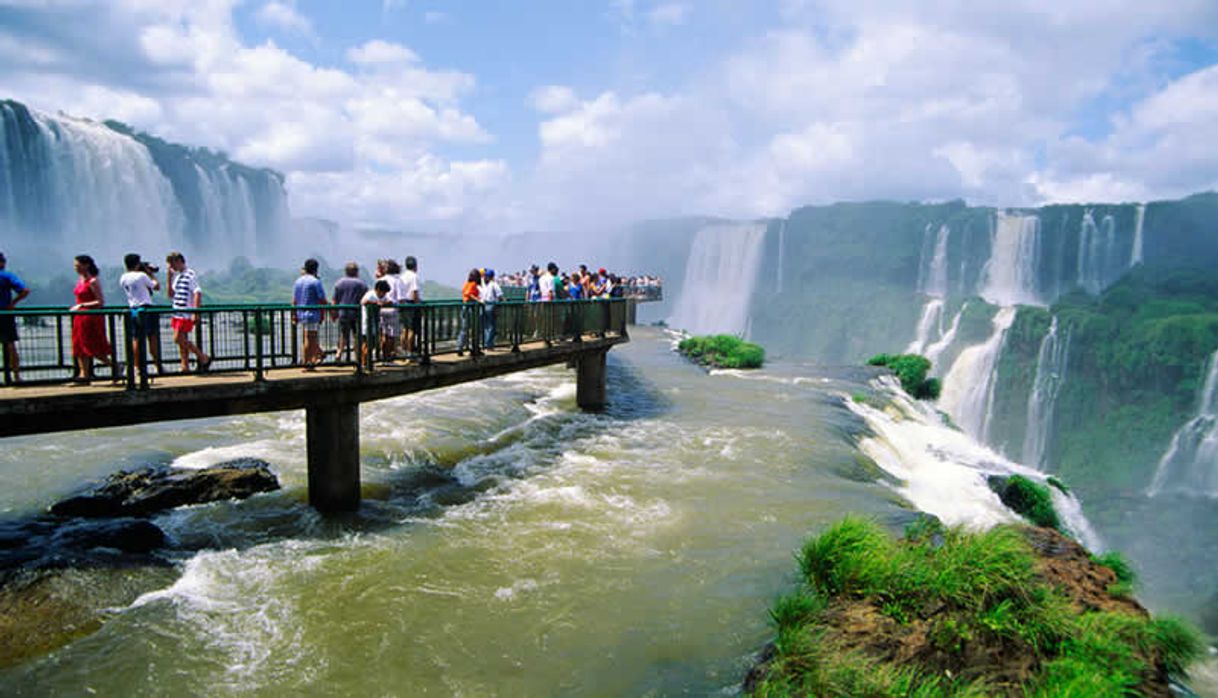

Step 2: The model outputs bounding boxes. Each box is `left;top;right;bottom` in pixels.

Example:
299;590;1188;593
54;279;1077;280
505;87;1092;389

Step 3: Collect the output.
923;305;964;369
669;222;768;336
938;307;1017;441
1147;349;1218;497
1022;317;1071;469
847;376;1102;548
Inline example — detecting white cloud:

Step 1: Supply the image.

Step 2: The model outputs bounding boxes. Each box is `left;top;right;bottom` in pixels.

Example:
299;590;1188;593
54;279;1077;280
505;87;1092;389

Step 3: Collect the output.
424;11;448;24
255;1;315;38
346;39;419;66
529;85;579;114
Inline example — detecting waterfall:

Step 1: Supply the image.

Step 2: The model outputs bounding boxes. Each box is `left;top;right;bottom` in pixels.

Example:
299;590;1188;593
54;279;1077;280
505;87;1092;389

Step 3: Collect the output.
906;298;945;355
1077;210;1123;295
1146;350;1218;497
669;222;768;336
938;306;1017;441
1022;317;1071;469
923;304;965;368
908;224;951;354
1130;203;1145;266
775;219;786;293
0;99;289;265
0;104;183;257
980;213;1040;307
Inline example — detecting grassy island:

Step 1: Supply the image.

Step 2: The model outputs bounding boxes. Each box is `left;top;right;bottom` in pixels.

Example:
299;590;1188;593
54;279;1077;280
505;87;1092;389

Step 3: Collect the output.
746;517;1203;696
866;353;942;400
678;334;765;369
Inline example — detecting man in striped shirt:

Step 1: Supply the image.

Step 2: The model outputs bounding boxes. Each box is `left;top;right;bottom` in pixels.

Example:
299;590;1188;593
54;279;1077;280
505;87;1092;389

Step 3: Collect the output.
166;252;211;373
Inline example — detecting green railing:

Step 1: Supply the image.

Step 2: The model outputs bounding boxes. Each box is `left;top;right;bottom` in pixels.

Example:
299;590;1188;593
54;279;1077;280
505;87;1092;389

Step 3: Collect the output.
0;298;629;389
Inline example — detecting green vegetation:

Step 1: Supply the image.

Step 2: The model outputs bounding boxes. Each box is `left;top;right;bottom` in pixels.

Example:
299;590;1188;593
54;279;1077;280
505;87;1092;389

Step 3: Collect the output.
867;353;942;399
748;517;1204;697
1046;476;1070;494
1092;551;1139;597
678;334;766;369
990;475;1062;531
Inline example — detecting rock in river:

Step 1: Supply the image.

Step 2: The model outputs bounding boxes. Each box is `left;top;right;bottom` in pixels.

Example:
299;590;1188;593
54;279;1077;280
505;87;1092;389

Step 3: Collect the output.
49;458;280;518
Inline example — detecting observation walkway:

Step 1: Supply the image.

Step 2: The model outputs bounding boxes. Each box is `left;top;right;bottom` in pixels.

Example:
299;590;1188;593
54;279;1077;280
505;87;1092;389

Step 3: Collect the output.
0;299;630;512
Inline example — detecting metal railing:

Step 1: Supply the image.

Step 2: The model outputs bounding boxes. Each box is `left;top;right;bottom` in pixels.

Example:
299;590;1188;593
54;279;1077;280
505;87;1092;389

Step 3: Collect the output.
0;298;629;389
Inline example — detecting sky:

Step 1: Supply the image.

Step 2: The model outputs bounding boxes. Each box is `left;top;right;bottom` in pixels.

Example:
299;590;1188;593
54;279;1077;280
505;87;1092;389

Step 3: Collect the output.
3;0;1218;234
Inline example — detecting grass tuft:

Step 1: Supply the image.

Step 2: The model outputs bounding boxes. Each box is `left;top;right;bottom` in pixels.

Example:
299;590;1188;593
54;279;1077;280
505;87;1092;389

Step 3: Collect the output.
867;353;940;400
993;475;1062;531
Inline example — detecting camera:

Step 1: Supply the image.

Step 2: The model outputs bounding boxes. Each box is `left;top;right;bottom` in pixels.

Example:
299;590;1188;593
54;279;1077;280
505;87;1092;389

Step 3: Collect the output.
140;262;159;274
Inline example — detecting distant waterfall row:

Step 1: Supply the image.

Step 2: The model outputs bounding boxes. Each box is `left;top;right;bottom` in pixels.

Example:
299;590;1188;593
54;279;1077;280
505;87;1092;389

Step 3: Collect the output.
0;99;289;268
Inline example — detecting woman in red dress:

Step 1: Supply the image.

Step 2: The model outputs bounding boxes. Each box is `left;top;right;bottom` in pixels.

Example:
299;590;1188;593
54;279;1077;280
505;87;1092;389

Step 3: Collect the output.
71;254;115;382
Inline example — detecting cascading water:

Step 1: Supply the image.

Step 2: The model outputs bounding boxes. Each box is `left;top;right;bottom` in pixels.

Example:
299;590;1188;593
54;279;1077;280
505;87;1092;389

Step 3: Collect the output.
907;224;951;355
1146;350;1218;497
0;99;289;265
669;222;767;336
0;103;183;257
1130;204;1145;267
1022;317;1071;469
938;307;1017;441
775;219;786;294
923;304;964;368
1076;210;1127;295
980;213;1041;307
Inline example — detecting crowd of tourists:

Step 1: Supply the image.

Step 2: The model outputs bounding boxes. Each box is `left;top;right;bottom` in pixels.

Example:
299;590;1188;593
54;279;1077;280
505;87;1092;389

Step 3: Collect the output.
0;250;656;384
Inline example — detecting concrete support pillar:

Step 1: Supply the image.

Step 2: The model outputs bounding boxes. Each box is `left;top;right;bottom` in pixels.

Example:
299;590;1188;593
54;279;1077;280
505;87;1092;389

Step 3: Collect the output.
576;350;607;412
626;299;638;325
307;401;361;512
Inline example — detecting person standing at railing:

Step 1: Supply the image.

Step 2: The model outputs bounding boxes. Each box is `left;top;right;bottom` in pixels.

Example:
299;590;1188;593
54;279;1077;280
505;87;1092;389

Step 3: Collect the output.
380;259;404;361
120;253;164;376
332;262;368;362
166;252;211;374
292;258;328;371
479;268;502;350
400;255;422;358
526;264;541;302
361;279;391;364
456;268;481;356
0;252;31;382
70;254;115;383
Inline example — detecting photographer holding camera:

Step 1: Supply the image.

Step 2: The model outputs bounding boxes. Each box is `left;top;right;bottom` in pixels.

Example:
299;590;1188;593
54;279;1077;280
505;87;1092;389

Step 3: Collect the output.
119;253;164;375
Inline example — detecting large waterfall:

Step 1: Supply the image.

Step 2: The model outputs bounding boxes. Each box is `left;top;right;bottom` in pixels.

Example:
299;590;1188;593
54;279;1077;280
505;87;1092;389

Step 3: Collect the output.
1022;317;1071;469
1130;204;1145;267
1076;210;1123;295
938;306;1017;441
980;213;1041;307
1146;350;1218;497
669;222;767;336
0;99;289;268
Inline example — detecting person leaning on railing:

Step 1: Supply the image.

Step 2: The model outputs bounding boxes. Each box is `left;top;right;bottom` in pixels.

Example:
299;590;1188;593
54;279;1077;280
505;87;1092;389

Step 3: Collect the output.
0;251;31;382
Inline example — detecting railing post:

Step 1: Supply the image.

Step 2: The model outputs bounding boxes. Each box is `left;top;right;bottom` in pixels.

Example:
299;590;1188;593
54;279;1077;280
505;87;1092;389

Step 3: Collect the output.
137;310;150;390
354;306;364;375
511;303;521;353
1;316;10;386
124;311;136;390
472;303;483;357
255;309;266;382
107;313;120;383
420;303;431;365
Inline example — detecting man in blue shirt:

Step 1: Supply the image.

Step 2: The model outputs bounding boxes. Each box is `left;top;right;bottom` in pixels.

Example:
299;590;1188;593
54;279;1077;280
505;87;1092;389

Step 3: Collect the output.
0;252;31;382
292;258;328;370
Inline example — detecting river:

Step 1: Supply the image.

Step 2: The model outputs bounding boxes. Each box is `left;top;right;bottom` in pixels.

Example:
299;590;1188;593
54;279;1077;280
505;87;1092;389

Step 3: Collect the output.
0;327;1205;695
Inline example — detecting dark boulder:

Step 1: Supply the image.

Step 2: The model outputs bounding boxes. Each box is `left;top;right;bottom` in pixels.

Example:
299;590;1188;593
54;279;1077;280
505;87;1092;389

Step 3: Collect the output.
50;458;280;518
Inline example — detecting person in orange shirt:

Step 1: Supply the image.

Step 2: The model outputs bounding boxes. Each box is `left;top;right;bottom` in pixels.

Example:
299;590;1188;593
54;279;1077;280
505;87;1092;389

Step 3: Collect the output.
456;268;481;356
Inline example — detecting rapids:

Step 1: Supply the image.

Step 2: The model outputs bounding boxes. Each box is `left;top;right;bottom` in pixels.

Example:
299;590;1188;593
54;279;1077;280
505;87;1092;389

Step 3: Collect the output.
0;328;1094;694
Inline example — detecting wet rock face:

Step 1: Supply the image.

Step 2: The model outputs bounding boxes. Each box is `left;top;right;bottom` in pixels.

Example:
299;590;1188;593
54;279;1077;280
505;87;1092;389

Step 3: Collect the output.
49;458;280;518
0;517;168;581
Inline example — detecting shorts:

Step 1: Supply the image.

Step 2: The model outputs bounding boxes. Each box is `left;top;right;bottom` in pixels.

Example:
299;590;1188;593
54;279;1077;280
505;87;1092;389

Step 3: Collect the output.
130;309;161;339
339;316;358;338
0;316;16;344
380;312;401;338
171;317;196;334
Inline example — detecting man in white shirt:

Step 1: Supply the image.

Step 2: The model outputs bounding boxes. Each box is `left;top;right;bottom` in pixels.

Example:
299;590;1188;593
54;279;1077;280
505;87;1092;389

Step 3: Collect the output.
539;265;554;302
400;255;422;356
380;259;404;360
479;268;503;349
119;253;164;375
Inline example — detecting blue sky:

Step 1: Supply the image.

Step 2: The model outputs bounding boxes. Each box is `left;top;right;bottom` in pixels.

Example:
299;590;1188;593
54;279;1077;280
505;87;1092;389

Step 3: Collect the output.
2;0;1218;232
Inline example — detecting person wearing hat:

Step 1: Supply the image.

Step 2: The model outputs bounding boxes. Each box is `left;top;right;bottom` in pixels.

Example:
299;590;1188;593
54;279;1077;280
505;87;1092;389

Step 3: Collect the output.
119;252;164;375
479;268;503;350
0;252;31;382
292;258;328;370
